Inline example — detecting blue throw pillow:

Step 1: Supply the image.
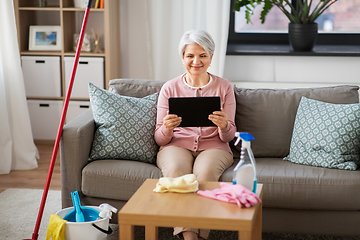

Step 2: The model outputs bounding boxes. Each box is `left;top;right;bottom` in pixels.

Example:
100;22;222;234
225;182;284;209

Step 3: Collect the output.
284;97;360;170
88;83;159;163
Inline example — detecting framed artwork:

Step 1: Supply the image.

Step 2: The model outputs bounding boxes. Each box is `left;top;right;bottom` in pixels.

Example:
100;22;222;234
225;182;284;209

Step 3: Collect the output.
29;26;62;51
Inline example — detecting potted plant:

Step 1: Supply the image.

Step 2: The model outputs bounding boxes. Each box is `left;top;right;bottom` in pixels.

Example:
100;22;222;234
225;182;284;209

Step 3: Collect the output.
233;0;338;51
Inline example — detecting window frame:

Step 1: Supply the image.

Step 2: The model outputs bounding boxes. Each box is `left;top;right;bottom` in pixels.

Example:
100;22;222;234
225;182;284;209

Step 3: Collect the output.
227;0;360;54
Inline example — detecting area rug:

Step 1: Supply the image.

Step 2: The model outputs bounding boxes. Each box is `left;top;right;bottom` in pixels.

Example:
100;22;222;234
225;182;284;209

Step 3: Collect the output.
0;188;62;240
1;189;359;240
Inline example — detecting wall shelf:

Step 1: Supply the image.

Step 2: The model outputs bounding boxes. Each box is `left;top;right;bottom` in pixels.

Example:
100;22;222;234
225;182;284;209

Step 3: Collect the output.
14;0;120;90
13;0;120;140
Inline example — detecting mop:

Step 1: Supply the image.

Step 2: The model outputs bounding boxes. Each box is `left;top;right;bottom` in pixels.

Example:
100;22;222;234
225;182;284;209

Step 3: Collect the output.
24;0;93;239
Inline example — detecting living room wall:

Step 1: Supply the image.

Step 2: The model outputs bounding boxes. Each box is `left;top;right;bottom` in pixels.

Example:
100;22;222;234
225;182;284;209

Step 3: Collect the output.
120;39;360;91
119;0;360;91
70;1;360;91
224;55;360;89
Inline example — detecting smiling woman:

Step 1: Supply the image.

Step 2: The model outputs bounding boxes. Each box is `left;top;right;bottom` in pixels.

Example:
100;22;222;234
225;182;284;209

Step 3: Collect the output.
154;29;237;240
182;44;213;87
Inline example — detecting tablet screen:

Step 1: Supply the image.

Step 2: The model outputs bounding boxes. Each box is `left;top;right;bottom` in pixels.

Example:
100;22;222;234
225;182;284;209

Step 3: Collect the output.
168;96;221;127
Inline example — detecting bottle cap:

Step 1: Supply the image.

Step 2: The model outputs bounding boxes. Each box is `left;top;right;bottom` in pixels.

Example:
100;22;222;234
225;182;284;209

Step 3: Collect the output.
239;132;255;142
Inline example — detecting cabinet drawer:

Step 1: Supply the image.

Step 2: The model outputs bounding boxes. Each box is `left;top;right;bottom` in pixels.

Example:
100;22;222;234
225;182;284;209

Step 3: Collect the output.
27;100;63;140
21;56;61;98
66;101;91;123
64;57;104;98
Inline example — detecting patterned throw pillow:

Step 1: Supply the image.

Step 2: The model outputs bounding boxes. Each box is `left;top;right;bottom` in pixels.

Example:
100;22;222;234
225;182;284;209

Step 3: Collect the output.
284;97;360;170
88;83;159;163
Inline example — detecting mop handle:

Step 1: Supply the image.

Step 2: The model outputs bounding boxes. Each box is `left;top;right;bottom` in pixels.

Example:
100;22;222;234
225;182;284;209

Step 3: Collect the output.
28;1;93;239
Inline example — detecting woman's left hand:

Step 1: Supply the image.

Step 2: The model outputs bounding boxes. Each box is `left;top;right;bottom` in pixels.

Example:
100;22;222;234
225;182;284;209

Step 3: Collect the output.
209;109;228;131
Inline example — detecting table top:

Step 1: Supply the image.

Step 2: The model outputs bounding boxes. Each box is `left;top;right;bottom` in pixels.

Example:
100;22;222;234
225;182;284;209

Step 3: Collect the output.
118;179;263;231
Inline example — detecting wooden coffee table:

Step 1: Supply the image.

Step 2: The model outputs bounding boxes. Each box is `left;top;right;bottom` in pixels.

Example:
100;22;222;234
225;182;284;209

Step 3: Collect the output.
118;179;263;240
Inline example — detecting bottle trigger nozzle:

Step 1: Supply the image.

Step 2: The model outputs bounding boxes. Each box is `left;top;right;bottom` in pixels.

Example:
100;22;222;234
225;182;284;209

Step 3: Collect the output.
97;203;118;220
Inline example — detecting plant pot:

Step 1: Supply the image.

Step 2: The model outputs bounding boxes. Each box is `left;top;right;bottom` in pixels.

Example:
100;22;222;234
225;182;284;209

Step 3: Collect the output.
288;23;318;52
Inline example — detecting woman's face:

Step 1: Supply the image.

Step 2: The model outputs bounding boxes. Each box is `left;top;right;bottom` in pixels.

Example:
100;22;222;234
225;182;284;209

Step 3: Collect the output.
182;44;213;77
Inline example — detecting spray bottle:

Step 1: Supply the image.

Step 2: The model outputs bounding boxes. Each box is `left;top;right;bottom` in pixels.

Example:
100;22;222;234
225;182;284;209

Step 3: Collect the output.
96;203;118;220
233;132;257;193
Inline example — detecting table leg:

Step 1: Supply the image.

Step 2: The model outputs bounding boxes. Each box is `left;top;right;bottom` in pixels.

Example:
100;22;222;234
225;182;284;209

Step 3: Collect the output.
145;225;158;240
252;202;262;240
238;230;251;240
119;224;134;240
238;202;263;240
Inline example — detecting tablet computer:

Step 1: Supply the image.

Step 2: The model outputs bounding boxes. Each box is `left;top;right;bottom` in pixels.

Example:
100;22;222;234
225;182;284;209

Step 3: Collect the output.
168;96;221;127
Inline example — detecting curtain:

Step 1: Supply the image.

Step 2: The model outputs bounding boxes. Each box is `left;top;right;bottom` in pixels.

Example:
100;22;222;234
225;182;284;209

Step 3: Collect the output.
0;0;38;174
120;0;230;81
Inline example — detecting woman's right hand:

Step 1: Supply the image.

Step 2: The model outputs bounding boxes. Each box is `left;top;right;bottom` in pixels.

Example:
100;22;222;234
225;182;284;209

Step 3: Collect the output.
163;111;182;131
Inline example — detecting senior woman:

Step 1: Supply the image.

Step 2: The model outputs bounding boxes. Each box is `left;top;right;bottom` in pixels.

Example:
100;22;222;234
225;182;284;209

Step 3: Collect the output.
154;29;236;240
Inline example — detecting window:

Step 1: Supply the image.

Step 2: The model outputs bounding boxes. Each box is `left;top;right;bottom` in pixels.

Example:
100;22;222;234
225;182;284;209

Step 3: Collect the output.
228;0;360;51
234;3;290;33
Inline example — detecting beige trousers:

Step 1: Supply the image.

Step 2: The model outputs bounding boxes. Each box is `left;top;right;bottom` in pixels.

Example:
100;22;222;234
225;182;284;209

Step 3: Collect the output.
156;145;234;239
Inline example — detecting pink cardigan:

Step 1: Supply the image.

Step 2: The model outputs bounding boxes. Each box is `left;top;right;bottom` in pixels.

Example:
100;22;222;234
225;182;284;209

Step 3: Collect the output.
154;73;237;153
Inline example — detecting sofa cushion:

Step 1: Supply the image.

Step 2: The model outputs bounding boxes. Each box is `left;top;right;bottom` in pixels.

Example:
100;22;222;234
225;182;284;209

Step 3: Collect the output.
82;160;162;201
232;85;359;158
88;83;159;163
109;79;164;98
284;97;360;170
254;158;360;211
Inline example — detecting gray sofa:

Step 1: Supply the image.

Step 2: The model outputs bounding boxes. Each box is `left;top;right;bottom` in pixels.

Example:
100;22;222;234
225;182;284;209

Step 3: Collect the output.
60;79;360;236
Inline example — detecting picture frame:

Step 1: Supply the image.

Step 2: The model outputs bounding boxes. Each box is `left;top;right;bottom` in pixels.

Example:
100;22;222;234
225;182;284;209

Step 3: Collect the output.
29;26;62;51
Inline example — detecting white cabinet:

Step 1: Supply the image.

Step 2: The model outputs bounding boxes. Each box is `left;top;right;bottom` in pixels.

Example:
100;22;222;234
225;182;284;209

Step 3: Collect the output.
27;100;63;140
64;57;104;99
21;56;62;98
66;101;91;122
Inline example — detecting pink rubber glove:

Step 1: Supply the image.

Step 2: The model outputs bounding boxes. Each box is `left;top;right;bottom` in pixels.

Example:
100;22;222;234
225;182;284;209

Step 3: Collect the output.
220;182;260;207
197;182;261;208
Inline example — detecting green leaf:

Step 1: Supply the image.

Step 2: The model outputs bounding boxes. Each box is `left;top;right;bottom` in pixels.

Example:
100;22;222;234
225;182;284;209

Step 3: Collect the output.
233;0;251;11
245;9;252;24
234;0;241;11
260;0;273;24
250;0;255;8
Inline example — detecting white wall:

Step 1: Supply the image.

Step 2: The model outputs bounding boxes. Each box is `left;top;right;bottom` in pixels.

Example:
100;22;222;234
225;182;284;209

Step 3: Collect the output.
119;1;360;90
224;55;360;89
120;0;152;80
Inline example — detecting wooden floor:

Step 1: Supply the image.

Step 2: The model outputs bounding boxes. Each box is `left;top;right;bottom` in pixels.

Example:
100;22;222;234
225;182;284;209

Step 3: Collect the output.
0;144;60;193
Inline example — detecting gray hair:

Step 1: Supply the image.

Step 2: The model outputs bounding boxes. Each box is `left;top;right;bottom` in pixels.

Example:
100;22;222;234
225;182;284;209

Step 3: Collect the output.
178;29;215;58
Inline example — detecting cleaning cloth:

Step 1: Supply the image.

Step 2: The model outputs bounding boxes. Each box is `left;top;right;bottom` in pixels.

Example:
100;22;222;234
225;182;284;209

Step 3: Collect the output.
46;214;67;240
197;182;261;208
153;174;199;193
